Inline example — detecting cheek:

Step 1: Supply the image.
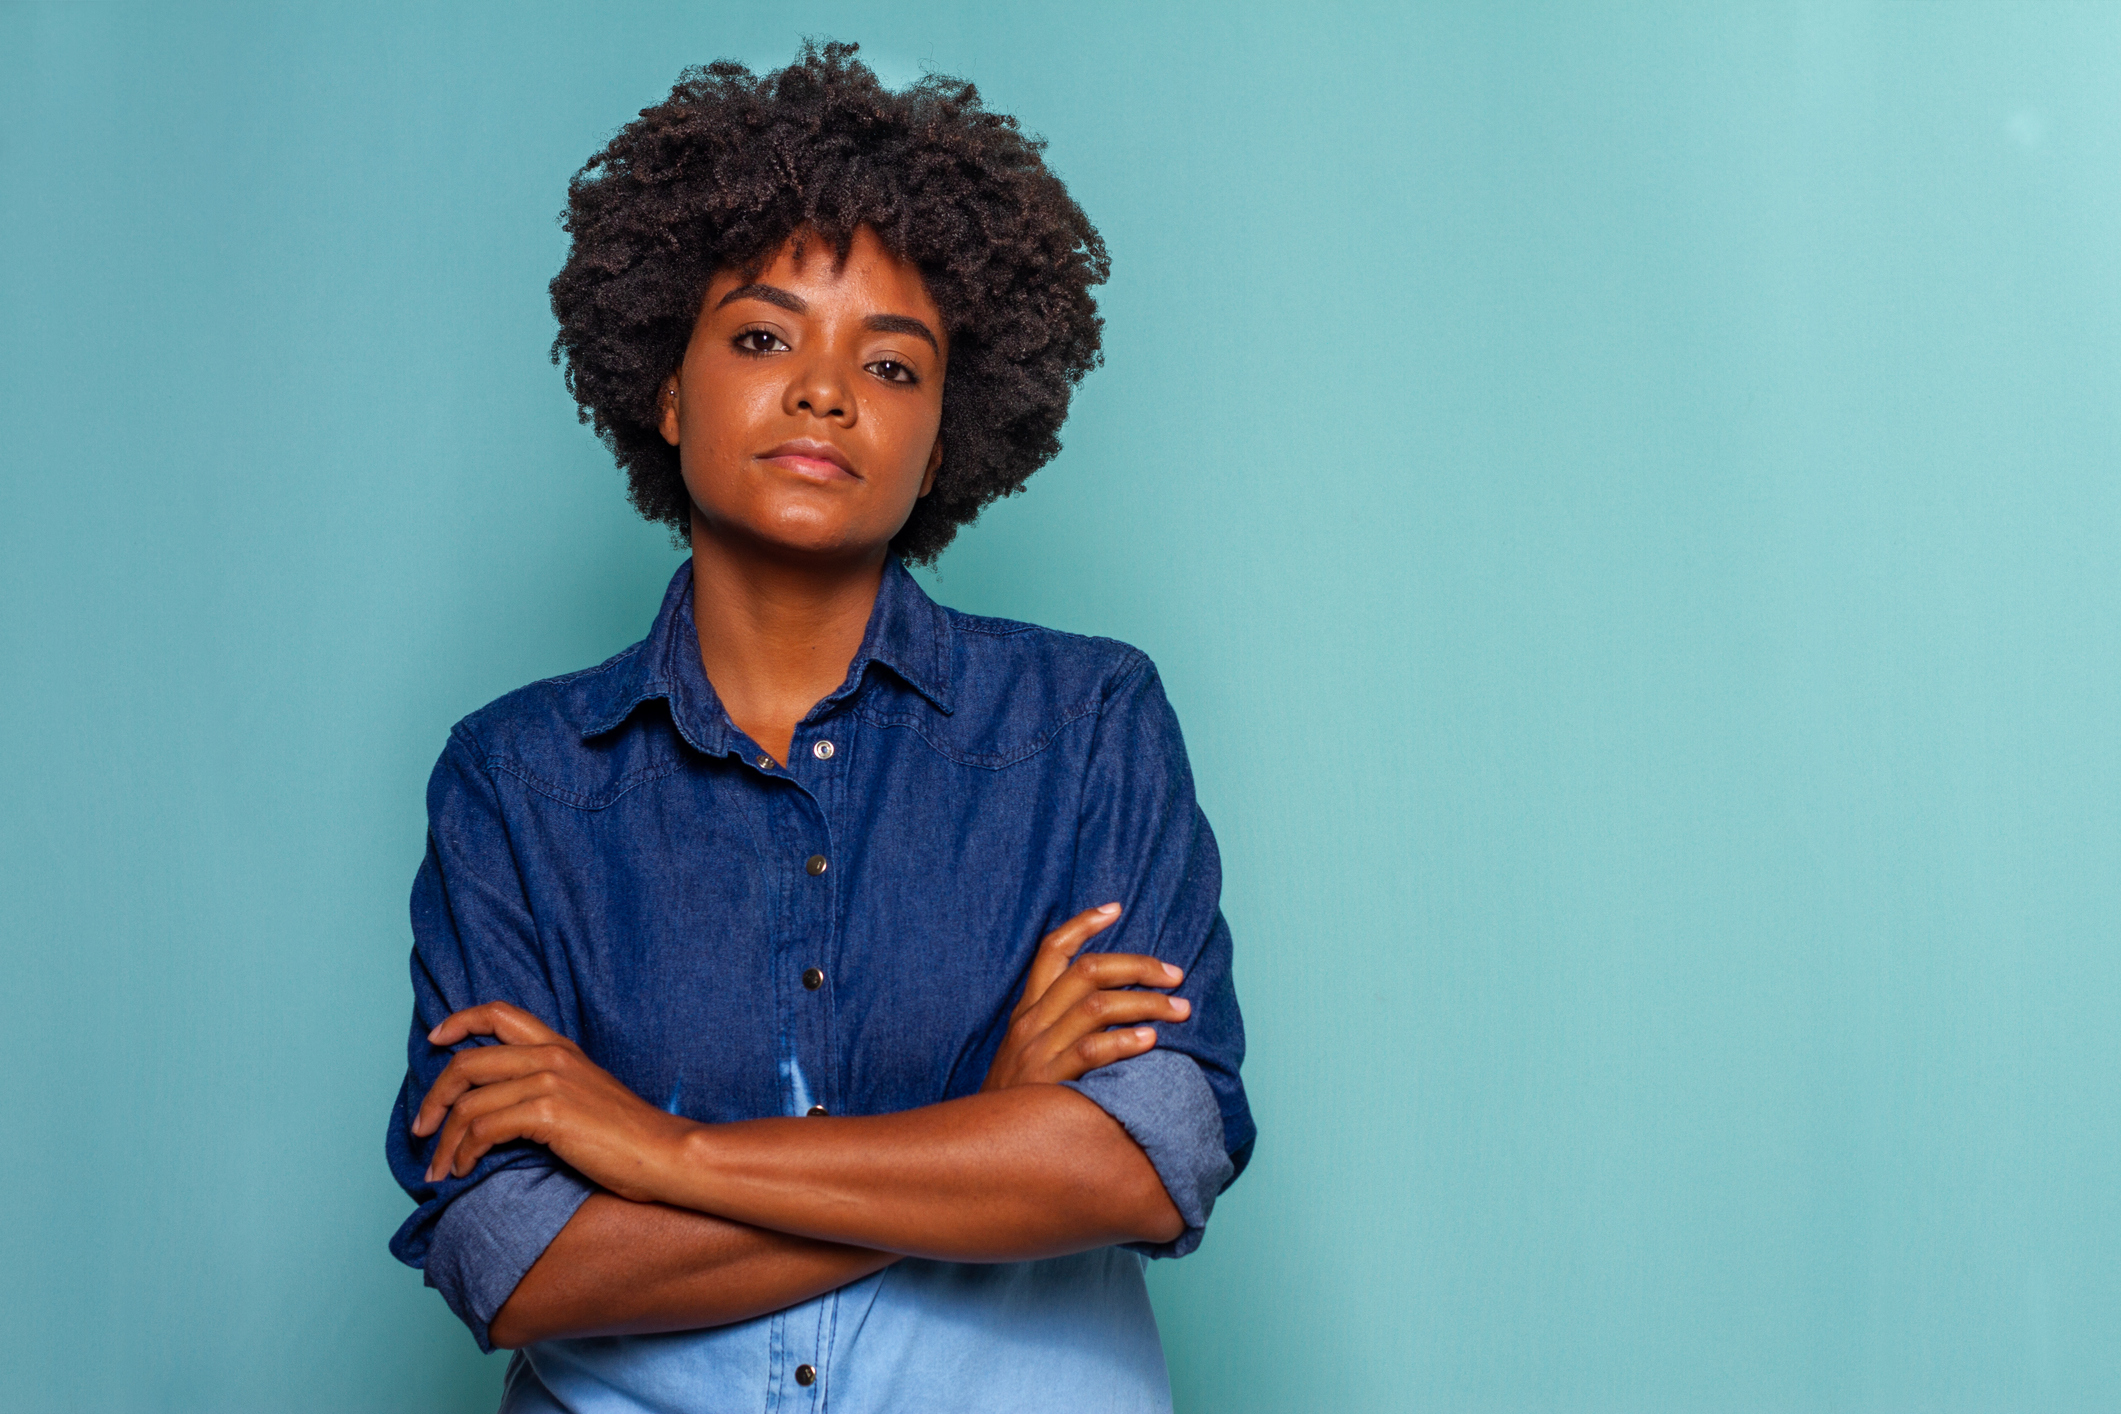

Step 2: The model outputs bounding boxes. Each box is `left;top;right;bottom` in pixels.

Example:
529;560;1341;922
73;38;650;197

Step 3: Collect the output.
685;372;781;445
878;395;945;485
675;379;777;495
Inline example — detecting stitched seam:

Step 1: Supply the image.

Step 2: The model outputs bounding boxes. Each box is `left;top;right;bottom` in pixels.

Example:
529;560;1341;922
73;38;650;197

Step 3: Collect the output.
542;641;644;688
483;756;685;810
948;616;1034;638
852;697;1099;769
944;613;1136;657
1101;648;1153;705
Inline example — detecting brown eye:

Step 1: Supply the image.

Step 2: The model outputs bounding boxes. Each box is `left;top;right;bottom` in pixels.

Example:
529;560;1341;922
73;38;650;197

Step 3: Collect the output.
867;359;917;385
733;329;789;355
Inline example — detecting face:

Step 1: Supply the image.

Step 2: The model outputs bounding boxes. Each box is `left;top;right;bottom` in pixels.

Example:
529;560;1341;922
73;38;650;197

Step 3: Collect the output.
660;225;947;565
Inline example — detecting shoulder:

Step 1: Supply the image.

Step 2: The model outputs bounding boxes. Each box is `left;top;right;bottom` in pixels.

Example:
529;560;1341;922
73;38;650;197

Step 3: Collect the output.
452;639;650;753
945;606;1154;706
436;640;675;809
866;605;1167;771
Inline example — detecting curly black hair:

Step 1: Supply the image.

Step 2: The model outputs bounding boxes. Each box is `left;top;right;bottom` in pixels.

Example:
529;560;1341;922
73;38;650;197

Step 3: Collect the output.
549;41;1109;564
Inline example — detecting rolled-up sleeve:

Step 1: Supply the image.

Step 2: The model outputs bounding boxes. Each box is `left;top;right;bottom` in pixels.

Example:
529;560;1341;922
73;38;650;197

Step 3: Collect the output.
1061;655;1255;1257
1062;1049;1234;1258
383;726;594;1351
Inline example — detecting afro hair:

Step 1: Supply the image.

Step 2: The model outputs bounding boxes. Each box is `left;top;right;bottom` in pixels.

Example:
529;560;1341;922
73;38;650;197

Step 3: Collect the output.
549;40;1110;563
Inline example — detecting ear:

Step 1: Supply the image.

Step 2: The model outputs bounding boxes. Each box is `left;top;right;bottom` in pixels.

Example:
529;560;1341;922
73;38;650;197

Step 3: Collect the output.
657;378;681;446
919;438;942;498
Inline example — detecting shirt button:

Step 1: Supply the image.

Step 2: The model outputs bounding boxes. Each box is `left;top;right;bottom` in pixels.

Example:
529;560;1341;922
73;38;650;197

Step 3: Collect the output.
806;1104;828;1117
755;754;772;770
795;1363;817;1387
802;967;825;990
805;854;828;876
812;739;835;760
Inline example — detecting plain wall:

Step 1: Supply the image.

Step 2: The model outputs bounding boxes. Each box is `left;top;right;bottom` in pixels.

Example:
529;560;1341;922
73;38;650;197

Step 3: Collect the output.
4;2;2118;1409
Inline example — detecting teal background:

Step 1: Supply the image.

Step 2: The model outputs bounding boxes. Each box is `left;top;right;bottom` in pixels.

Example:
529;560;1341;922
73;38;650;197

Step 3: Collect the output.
4;1;2117;1409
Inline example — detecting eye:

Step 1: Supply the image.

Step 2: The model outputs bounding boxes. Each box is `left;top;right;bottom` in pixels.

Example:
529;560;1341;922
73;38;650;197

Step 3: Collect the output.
867;359;919;385
731;327;789;356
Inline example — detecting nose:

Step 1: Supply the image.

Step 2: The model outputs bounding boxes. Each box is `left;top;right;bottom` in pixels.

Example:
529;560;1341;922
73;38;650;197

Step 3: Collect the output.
784;351;855;426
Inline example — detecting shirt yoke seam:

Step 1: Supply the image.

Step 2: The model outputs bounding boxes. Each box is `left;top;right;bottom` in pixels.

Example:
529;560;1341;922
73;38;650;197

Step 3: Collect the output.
450;644;1147;795
852;697;1101;769
481;754;687;811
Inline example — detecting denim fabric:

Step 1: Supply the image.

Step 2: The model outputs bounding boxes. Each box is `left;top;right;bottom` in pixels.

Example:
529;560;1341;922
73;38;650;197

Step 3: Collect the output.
496;1251;1172;1414
384;558;1253;1402
1063;1048;1235;1258
423;1161;594;1344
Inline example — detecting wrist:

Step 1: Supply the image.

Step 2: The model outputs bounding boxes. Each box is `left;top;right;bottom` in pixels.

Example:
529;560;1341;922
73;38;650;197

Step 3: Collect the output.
653;1118;722;1209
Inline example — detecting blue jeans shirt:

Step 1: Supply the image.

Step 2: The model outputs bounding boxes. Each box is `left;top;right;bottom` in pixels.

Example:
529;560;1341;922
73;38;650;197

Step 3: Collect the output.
386;559;1254;1411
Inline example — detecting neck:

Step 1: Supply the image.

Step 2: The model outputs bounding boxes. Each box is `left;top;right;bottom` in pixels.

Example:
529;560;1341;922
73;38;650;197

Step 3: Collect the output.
687;527;888;766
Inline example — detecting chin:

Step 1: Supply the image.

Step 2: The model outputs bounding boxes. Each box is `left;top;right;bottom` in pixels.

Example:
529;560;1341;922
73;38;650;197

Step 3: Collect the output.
734;514;893;563
690;486;911;563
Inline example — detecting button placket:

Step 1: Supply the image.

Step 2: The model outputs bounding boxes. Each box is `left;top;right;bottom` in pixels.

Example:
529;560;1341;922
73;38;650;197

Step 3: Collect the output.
772;779;838;1129
774;1183;836;1400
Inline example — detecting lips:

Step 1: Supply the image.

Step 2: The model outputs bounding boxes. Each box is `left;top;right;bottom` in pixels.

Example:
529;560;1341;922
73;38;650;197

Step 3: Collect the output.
759;439;857;480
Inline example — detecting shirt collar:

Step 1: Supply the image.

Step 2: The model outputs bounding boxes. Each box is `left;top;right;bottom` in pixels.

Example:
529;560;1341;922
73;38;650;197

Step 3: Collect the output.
581;557;954;751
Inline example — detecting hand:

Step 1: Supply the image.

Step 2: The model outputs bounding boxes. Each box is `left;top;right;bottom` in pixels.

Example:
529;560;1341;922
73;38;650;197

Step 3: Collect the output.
980;904;1191;1092
412;1001;697;1203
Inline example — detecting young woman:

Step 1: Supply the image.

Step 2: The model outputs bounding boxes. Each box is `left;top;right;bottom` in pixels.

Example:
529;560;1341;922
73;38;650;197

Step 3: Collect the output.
386;43;1253;1413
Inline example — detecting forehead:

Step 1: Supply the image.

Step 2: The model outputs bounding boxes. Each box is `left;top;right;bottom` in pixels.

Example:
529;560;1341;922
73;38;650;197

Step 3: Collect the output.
714;225;940;319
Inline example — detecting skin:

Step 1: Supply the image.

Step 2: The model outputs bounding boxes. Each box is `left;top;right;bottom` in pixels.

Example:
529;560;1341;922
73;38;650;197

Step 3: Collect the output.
665;223;945;765
416;227;1197;1347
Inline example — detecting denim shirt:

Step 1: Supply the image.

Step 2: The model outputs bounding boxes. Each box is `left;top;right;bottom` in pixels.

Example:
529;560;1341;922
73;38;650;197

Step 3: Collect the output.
385;559;1253;1412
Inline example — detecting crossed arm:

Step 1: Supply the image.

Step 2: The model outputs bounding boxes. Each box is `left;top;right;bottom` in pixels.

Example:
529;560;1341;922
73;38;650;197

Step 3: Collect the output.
410;906;1194;1347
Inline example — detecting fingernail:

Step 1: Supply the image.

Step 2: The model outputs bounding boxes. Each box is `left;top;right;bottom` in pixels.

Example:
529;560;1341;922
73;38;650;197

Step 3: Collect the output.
1097;902;1121;915
426;1026;441;1043
1163;963;1182;981
1133;1027;1156;1043
1172;998;1192;1018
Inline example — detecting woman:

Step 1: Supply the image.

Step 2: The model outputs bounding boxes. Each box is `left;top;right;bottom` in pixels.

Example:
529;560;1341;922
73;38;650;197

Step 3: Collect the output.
386;43;1253;1413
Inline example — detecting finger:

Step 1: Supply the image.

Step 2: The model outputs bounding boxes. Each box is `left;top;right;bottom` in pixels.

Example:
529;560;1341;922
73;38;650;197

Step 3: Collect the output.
414;1042;569;1137
445;1095;573;1179
1017;989;1191;1079
1015;904;1123;1018
1044;988;1192;1054
1046;1026;1160;1083
427;1076;556;1181
1019;952;1185;1035
427;1000;561;1049
424;1075;559;1182
413;1043;573;1137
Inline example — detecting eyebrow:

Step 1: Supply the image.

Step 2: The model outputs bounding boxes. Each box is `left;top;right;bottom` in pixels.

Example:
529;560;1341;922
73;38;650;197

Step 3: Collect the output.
717;283;806;314
863;314;940;354
716;283;941;354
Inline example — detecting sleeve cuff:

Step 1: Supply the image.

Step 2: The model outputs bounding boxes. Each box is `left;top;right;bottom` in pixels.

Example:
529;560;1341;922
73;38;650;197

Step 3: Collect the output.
423;1159;594;1351
1061;1048;1234;1259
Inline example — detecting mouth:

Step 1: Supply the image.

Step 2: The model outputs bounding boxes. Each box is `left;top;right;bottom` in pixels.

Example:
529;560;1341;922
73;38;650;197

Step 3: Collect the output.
759;439;858;482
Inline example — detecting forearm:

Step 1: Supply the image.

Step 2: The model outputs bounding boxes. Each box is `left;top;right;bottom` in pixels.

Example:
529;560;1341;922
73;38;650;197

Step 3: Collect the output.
489;1193;898;1348
656;1084;1182;1260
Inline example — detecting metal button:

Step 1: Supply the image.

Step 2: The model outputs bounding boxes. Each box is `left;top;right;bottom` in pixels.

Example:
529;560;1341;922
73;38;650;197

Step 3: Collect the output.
755;754;772;770
802;967;825;990
812;739;835;760
795;1363;817;1387
806;1104;828;1117
805;854;828;876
